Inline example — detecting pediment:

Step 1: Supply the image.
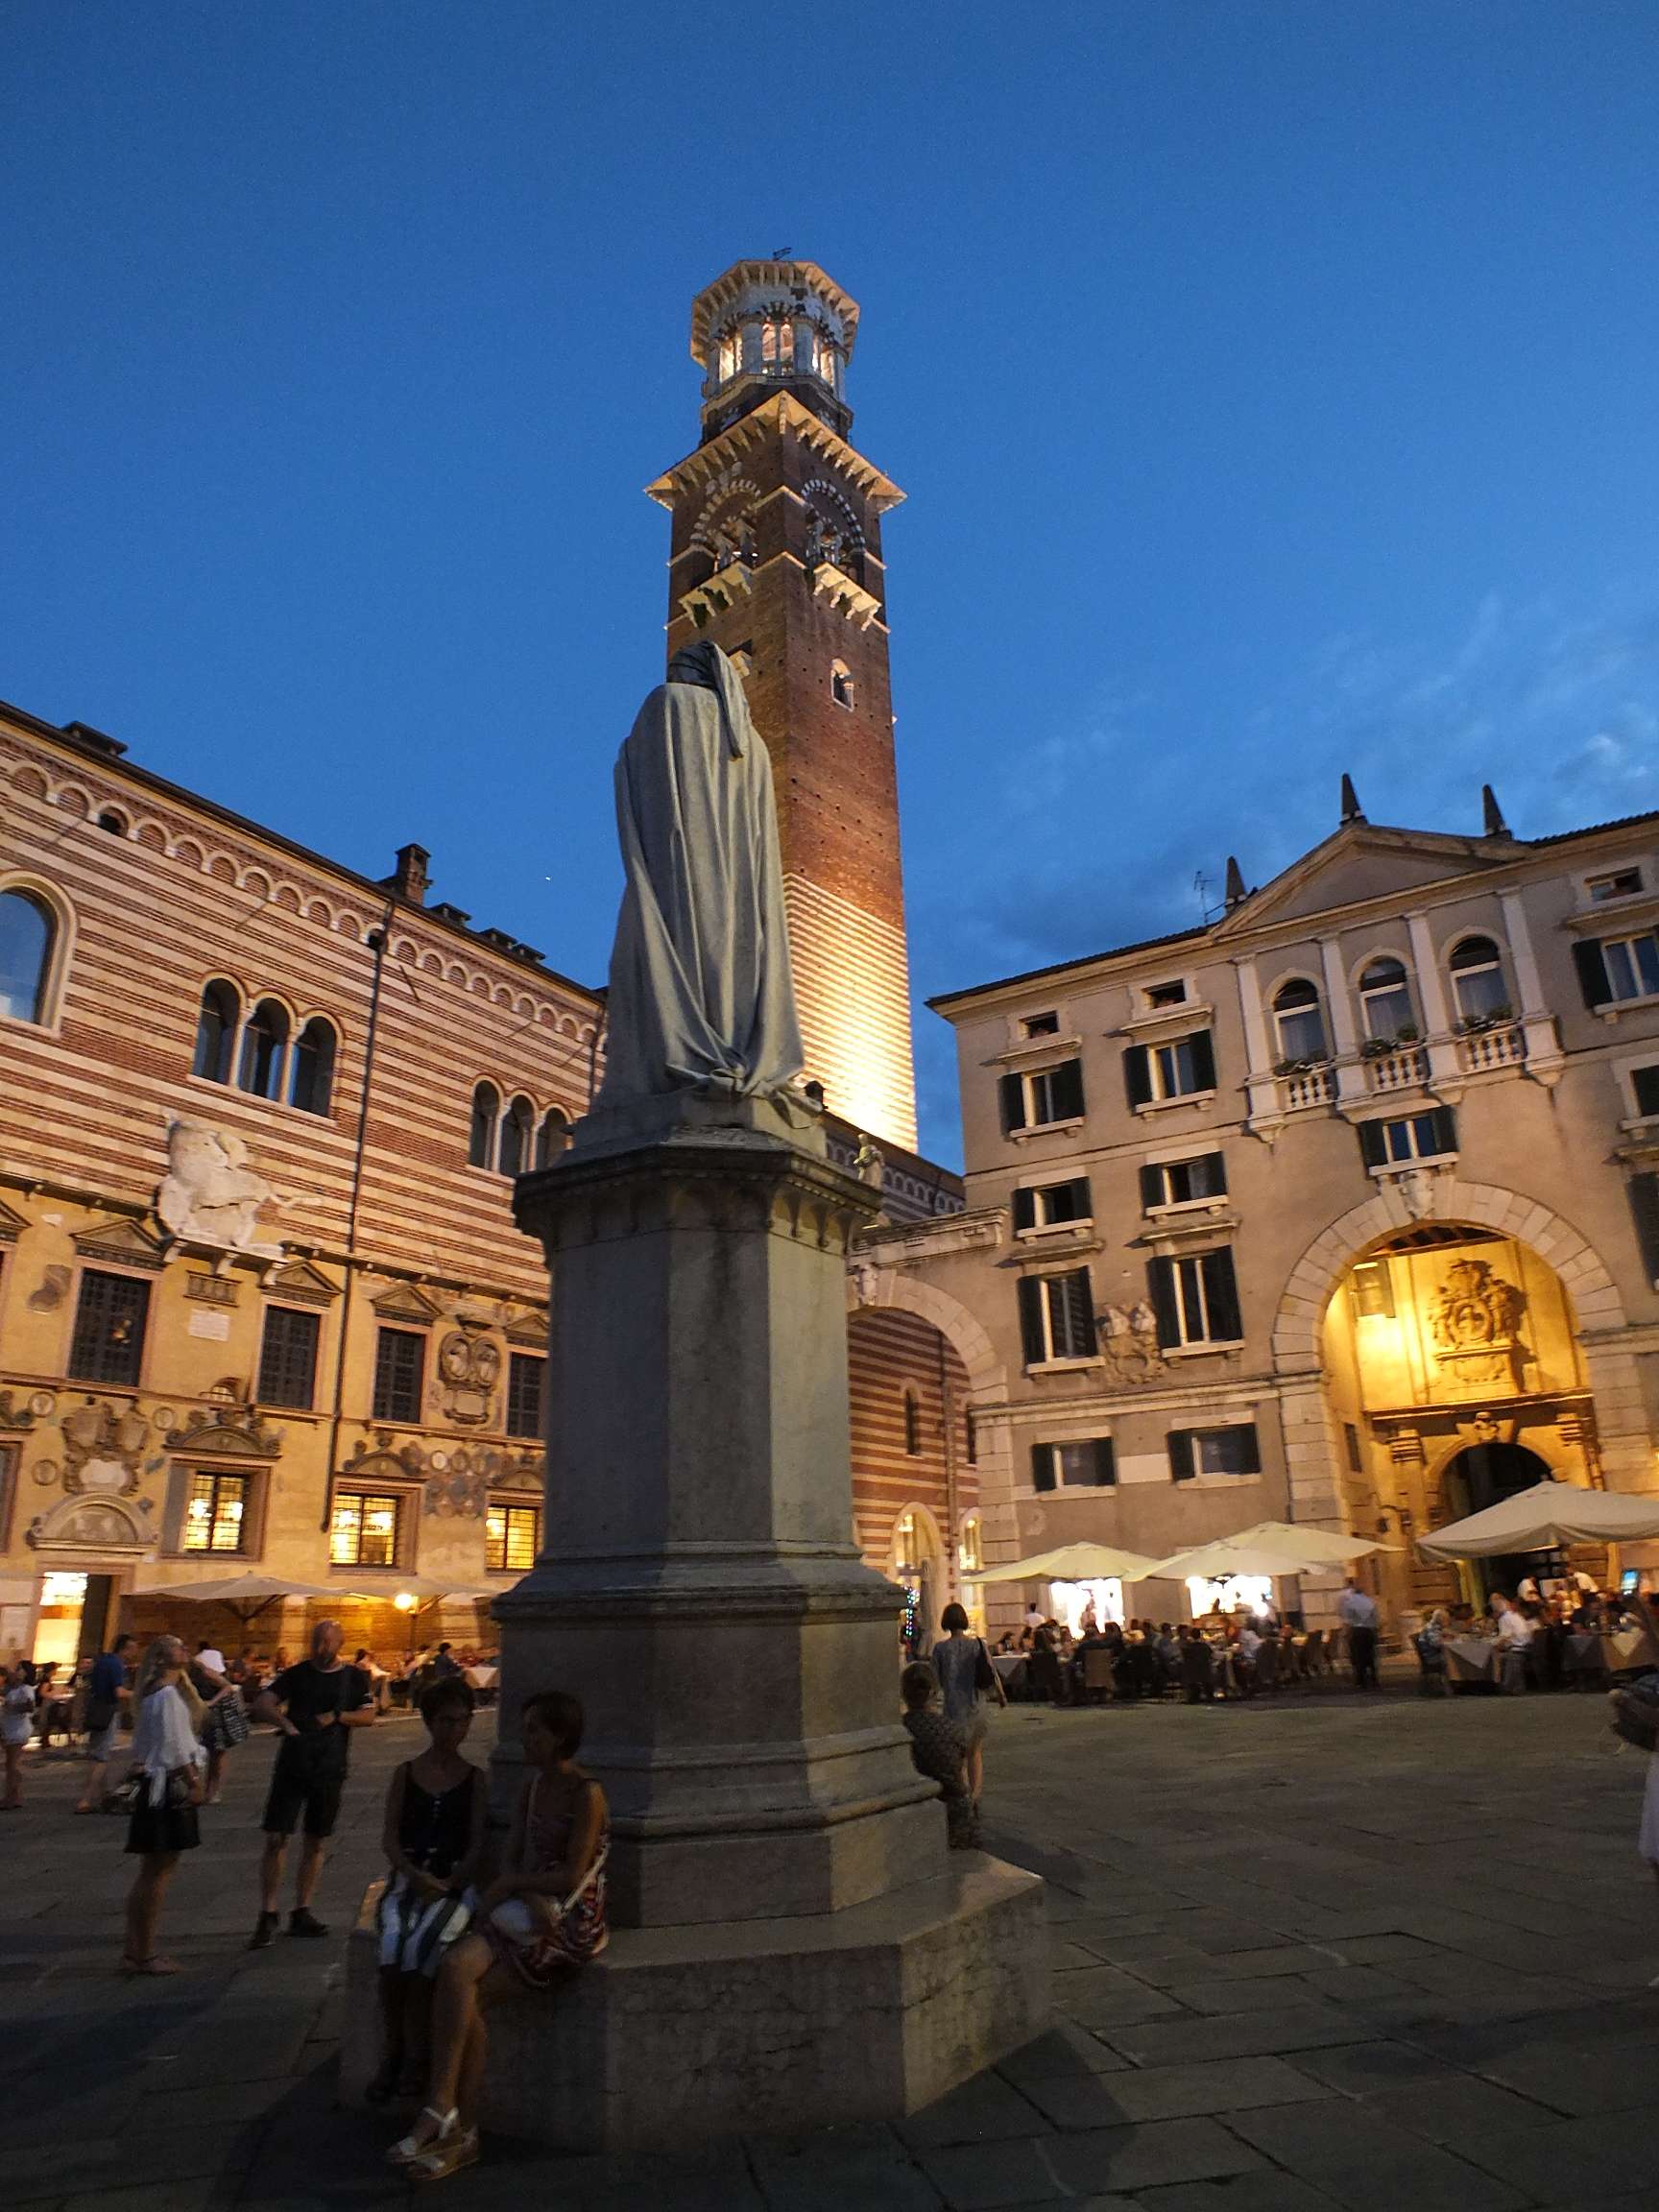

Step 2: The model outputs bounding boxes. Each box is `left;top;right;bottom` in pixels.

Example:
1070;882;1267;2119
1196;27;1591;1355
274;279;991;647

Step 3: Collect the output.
0;1194;29;1242
370;1280;444;1324
1215;826;1517;938
266;1257;341;1308
72;1214;168;1270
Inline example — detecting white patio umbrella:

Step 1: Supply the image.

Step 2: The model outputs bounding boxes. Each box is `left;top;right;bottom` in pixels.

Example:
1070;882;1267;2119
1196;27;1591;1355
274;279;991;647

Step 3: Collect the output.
1146;1539;1331;1581
1221;1520;1397;1565
1416;1479;1659;1563
971;1541;1164;1585
126;1571;335;1622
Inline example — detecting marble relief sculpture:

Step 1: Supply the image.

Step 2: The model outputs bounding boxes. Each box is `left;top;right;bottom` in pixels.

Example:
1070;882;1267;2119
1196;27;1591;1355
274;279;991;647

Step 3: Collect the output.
596;640;805;1107
156;1117;283;1260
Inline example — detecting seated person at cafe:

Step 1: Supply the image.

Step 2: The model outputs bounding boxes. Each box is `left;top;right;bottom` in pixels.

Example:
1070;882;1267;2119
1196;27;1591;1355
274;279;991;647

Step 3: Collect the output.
899;1664;978;1849
1490;1594;1534;1693
1178;1624;1215;1703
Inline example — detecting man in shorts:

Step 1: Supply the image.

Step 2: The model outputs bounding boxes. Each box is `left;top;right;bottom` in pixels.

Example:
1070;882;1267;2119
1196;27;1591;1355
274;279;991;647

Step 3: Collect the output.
75;1632;134;1814
248;1619;373;1947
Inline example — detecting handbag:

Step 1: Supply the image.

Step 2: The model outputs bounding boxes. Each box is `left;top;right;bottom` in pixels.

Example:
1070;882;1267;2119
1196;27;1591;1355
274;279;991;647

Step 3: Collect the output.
973;1639;997;1695
205;1691;250;1749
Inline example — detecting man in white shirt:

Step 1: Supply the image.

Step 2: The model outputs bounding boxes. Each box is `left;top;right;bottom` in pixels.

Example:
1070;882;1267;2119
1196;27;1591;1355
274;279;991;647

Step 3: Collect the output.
1491;1595;1534;1695
1336;1579;1381;1690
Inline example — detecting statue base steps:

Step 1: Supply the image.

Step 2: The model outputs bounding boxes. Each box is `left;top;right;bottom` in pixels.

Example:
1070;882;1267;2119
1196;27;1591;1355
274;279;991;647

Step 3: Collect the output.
341;1855;1046;2152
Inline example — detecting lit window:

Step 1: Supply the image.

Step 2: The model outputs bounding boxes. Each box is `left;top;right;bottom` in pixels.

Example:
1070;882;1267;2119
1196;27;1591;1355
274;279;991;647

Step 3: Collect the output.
1148;1249;1242;1349
1017;1269;1095;1364
68;1270;150;1386
1271;978;1327;1062
1358;1107;1457;1168
469;1082;500;1168
237;999;288;1098
288;1018;336;1114
716;330;738;382
486;1501;541;1574
192;979;239;1082
1011;1177;1092;1232
498;1094;534;1177
1142;1153;1227;1210
1589;868;1643;903
182;1469;248;1554
329;1490;402;1569
1169;1425;1261;1479
999;1057;1085;1133
1031;1439;1116;1491
1448;937;1509;1023
958;1514;983;1574
0;889;55;1024
1358;958;1415;1043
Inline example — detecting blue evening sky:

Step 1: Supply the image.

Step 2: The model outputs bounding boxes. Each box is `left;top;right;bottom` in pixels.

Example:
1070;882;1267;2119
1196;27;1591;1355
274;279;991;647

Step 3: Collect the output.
5;4;1656;1165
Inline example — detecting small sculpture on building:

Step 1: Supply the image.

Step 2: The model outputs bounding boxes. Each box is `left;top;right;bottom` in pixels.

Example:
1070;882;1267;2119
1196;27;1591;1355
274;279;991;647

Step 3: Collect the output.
1098;1301;1166;1387
156;1118;283;1261
59;1399;154;1495
436;1326;502;1427
1431;1257;1529;1392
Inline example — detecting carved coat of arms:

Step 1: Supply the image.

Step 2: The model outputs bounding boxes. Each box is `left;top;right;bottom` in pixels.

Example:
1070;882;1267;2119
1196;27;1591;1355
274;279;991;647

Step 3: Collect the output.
1430;1258;1528;1393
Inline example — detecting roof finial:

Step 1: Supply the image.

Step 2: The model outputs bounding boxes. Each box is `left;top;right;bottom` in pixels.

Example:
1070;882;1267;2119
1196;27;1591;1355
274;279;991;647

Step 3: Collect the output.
1340;773;1365;825
1481;783;1509;838
1223;855;1247;909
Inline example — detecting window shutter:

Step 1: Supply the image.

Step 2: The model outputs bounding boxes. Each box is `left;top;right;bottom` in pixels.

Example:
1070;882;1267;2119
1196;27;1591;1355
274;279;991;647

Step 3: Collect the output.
1428;1105;1458;1156
1139;1163;1164;1212
1017;1276;1046;1365
1011;1186;1036;1232
1573;939;1612;1009
1050;1058;1086;1119
1235;1424;1262;1475
1628;1173;1659;1288
1633;1066;1659;1118
1124;1044;1152;1109
1055;1269;1095;1358
998;1072;1026;1134
1199;1247;1242;1343
1209;1150;1229;1195
1188;1028;1217;1093
1092;1436;1117;1487
1066;1177;1092;1220
1147;1258;1181;1349
1358;1119;1388;1171
1168;1430;1196;1481
1030;1443;1055;1493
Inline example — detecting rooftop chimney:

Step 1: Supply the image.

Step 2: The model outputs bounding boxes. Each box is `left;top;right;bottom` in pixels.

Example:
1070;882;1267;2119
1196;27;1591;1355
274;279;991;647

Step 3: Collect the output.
382;843;430;904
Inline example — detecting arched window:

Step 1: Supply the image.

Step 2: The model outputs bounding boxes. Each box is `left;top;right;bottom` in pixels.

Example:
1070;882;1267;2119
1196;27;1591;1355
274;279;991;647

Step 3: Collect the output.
236;999;288;1098
1448;936;1510;1023
534;1109;570;1169
1271;977;1327;1063
965;1407;978;1466
95;808;128;836
498;1094;534;1177
958;1513;984;1575
192;980;239;1081
469;1082;500;1169
0;890;55;1024
288;1018;337;1115
1358;957;1415;1043
903;1386;922;1457
830;661;855;709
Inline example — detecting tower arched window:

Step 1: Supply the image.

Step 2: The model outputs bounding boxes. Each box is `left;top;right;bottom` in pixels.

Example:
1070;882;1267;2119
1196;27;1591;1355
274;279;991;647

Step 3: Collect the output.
1271;977;1327;1063
1358;957;1415;1043
830;661;855;709
469;1082;500;1170
0;889;56;1025
903;1386;922;1457
236;999;288;1098
498;1094;534;1178
534;1109;570;1169
192;979;239;1082
288;1018;337;1116
1448;936;1510;1023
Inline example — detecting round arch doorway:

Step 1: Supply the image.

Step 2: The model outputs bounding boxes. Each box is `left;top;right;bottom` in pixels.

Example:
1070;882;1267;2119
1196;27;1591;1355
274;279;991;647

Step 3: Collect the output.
1440;1439;1556;1600
891;1505;946;1656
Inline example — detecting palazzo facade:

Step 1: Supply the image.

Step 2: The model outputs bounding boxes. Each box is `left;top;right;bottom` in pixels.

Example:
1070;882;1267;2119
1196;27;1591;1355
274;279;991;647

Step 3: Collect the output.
867;788;1659;1626
0;257;978;1669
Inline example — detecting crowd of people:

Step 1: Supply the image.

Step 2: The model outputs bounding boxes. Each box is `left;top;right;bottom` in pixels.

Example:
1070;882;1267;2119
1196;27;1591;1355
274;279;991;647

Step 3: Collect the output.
979;1593;1367;1704
1412;1579;1659;1695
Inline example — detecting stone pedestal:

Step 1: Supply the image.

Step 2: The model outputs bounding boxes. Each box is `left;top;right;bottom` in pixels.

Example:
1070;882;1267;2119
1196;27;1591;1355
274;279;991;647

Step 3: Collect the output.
344;1091;1046;2148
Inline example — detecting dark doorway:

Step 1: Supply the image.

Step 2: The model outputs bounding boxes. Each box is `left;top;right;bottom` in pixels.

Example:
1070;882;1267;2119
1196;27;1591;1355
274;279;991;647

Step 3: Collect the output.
1440;1442;1555;1598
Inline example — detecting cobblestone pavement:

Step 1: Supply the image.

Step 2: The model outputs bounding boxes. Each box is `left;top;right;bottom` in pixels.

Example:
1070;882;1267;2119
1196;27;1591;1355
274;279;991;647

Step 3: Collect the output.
6;1687;1659;2210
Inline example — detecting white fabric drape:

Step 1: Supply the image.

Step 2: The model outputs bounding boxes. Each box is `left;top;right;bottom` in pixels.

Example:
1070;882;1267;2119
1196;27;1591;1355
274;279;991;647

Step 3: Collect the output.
130;1682;206;1806
597;642;805;1105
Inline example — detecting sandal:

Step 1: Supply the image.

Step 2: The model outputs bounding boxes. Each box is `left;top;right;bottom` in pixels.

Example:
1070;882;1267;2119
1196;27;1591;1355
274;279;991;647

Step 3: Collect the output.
389;2105;458;2168
409;2128;480;2184
119;1956;181;1976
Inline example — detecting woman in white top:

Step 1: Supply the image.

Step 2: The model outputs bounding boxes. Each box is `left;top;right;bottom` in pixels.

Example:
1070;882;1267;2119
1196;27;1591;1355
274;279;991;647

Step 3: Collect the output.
121;1635;207;1976
2;1662;38;1809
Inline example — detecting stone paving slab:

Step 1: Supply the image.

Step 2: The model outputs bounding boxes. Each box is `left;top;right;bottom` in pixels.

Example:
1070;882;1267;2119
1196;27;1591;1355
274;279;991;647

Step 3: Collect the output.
5;1692;1659;2208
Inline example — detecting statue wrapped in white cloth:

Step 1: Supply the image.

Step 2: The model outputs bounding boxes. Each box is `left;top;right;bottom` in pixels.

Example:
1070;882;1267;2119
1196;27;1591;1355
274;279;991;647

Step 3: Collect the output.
597;640;806;1106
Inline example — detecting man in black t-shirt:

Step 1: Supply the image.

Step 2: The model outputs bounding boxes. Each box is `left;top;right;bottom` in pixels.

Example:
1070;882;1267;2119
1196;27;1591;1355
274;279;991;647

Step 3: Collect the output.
248;1619;373;1948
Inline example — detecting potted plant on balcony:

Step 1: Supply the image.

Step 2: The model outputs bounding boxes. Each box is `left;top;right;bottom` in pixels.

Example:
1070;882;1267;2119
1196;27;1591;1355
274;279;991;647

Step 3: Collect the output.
1454;1003;1513;1036
1358;1036;1394;1061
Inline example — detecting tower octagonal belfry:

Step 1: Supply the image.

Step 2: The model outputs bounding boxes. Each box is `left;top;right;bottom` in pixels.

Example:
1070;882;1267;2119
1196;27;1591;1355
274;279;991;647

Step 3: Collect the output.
648;256;919;1151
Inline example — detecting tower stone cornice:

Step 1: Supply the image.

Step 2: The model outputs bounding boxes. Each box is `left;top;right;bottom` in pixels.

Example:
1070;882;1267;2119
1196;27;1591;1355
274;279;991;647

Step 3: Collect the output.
645;391;904;516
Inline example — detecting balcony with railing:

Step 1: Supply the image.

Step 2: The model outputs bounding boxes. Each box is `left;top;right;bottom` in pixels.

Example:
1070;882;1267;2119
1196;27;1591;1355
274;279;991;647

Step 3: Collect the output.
1362;1042;1430;1094
1456;1019;1527;1075
1275;1062;1334;1113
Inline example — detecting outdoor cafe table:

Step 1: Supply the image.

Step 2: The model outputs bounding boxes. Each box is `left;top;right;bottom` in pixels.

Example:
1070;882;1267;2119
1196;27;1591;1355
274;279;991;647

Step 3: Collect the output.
1566;1623;1658;1675
464;1665;499;1692
1445;1634;1500;1684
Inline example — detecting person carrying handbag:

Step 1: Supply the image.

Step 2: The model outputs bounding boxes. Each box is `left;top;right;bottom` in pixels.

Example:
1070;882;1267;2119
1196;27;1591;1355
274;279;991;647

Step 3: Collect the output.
931;1601;1006;1806
118;1635;207;1976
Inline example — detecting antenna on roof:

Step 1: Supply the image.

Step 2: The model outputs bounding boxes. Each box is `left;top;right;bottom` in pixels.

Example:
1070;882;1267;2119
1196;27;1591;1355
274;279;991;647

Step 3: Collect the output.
773;245;793;260
1194;869;1222;924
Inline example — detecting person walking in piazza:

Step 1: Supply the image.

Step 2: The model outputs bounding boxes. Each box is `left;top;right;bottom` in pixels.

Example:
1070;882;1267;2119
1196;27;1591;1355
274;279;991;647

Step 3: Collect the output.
1336;1577;1381;1690
248;1619;373;1948
931;1600;1006;1806
2;1660;38;1808
75;1630;135;1813
120;1635;207;1975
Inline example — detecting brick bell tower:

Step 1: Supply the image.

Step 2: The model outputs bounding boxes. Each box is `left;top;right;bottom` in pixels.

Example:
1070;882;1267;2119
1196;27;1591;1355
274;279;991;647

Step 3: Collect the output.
646;256;919;1151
